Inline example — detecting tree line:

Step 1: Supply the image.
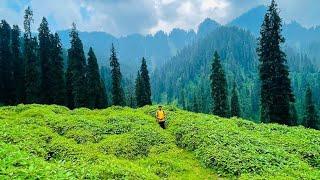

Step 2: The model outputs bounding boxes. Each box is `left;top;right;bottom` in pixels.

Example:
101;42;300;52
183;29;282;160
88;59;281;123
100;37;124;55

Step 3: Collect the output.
209;0;319;130
0;7;152;109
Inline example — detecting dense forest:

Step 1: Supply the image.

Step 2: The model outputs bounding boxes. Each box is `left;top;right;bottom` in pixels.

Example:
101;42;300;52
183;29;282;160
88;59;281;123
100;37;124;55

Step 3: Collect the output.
0;1;319;129
152;2;320;129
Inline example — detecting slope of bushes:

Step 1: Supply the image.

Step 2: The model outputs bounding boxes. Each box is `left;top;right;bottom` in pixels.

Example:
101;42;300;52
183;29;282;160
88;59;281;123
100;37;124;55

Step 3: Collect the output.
0;104;319;179
0;104;216;179
142;106;320;179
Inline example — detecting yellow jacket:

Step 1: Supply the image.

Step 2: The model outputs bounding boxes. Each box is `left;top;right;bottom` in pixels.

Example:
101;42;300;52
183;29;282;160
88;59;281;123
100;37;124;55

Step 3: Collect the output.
156;110;166;122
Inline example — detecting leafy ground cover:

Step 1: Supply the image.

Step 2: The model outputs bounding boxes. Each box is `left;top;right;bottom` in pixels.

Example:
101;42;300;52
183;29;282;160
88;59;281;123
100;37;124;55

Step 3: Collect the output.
0;104;319;179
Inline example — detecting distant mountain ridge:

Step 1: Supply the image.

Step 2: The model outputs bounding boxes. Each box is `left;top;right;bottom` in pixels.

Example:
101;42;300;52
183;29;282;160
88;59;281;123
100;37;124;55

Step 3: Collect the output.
57;29;198;75
57;19;221;75
56;5;320;74
229;5;267;36
229;5;320;54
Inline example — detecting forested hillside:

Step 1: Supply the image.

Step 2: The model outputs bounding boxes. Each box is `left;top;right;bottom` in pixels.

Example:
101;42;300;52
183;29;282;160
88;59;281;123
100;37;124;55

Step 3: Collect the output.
152;11;320;123
152;26;259;119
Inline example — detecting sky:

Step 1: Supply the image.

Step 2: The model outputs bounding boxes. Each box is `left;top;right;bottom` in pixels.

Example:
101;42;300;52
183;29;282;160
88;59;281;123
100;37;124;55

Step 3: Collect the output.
0;0;319;36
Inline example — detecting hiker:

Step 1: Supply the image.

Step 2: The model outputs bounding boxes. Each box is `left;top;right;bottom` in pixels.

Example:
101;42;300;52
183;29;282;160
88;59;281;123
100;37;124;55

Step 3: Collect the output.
156;106;166;129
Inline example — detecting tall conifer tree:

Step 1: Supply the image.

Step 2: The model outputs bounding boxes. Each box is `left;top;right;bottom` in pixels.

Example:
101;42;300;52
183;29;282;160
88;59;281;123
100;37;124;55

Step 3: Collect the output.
24;7;41;104
0;20;14;105
135;57;152;107
38;17;51;104
11;25;25;104
66;23;88;108
109;44;125;106
303;87;319;130
230;81;241;117
210;51;228;117
87;47;107;109
49;33;66;105
257;0;294;124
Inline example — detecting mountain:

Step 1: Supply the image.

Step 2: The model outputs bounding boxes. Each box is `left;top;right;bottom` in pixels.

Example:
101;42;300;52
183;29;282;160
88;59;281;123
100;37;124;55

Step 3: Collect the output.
56;19;222;76
1;104;319;179
229;5;320;62
197;18;221;38
229;5;267;36
57;29;196;75
228;5;320;42
55;6;320;76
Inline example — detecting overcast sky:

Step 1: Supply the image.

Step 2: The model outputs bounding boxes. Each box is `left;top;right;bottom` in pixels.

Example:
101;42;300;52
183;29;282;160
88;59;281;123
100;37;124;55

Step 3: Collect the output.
0;0;319;36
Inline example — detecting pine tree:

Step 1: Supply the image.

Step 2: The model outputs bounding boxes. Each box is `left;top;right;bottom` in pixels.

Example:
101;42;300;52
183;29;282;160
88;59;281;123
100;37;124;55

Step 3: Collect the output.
48;33;66;105
257;0;294;124
303;87;319;130
109;44;125;106
210;51;228;117
136;57;152;107
0;20;14;105
66;23;88;108
11;25;25;104
24;7;41;104
135;71;142;107
230;81;241;117
87;47;107;109
38;17;52;104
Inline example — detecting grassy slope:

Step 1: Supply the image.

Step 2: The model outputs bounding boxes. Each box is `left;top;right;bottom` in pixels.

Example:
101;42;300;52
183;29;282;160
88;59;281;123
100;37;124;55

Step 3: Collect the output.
0;104;319;179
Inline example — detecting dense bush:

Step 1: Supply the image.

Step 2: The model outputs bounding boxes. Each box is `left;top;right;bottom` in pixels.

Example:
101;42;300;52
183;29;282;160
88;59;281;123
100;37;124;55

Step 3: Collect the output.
148;106;320;179
0;104;319;179
0;104;216;179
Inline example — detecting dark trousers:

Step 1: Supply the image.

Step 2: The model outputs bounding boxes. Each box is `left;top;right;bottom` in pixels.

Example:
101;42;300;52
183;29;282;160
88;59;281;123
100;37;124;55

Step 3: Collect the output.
159;121;166;129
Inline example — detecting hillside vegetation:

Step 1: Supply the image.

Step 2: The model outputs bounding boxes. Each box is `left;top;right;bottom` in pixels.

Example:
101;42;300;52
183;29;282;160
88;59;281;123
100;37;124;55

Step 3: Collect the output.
0;104;319;179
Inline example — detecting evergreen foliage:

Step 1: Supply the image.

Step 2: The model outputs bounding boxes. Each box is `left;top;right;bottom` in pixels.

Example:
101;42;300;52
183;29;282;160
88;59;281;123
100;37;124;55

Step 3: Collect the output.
11;25;25;104
0;20;14;105
98;79;108;108
87;47;107;109
109;44;125;106
257;0;295;124
303;87;319;130
230;81;241;117
135;71;142;107
210;51;228;117
66;23;88;108
151;27;258;119
38;17;52;103
289;103;298;126
24;7;41;104
48;33;66;105
135;58;152;107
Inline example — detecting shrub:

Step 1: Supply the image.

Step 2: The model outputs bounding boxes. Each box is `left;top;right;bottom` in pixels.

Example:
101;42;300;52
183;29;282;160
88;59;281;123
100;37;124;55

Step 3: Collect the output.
0;104;319;179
